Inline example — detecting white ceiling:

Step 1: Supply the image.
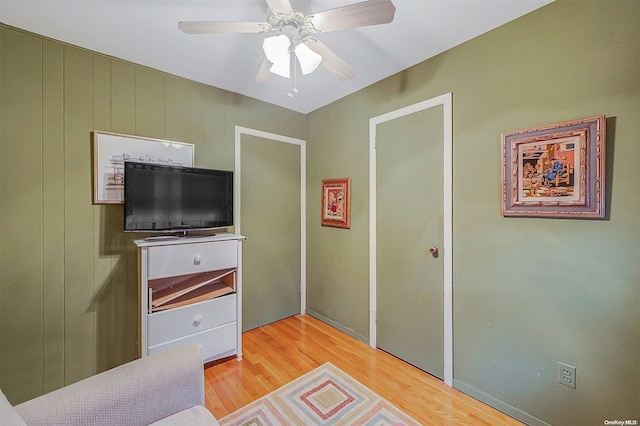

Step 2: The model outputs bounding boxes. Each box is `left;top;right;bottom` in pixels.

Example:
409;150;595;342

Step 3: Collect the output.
0;0;552;114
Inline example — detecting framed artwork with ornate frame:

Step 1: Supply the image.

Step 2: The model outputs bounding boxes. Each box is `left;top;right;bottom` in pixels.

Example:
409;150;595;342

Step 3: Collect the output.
501;115;606;218
321;178;351;229
92;131;194;204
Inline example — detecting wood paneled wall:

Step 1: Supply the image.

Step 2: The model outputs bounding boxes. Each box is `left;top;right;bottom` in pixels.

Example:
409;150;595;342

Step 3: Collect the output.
0;25;305;404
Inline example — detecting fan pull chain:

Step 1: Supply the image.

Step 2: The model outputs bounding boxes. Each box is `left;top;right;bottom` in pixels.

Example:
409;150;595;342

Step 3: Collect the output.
287;48;299;98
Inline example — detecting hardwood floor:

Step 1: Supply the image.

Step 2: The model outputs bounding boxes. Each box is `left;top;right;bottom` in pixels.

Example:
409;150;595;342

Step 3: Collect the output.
204;314;523;425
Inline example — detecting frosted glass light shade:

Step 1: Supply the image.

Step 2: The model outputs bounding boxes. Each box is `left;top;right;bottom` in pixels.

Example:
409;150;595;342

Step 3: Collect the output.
294;43;322;75
263;34;323;79
263;34;291;78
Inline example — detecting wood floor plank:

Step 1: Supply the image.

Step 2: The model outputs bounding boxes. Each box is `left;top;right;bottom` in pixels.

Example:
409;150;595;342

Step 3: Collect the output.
203;314;523;425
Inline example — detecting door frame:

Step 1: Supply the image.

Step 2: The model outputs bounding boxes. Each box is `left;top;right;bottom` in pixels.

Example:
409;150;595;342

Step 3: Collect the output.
368;93;453;386
234;126;307;334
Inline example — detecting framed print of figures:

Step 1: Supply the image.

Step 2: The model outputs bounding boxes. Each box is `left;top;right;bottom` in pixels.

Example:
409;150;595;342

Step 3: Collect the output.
92;131;194;204
321;178;351;229
501;115;606;218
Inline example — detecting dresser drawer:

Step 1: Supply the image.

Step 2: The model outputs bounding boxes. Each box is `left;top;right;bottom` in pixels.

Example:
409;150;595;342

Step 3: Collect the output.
148;322;236;362
147;240;237;279
148;294;236;346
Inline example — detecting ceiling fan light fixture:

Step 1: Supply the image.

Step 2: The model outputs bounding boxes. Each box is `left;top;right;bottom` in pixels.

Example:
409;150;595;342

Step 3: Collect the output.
263;34;322;79
180;0;397;90
295;42;322;75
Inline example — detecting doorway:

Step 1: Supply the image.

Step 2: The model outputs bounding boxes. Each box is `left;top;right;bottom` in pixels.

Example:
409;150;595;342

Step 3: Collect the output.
368;94;453;385
235;126;306;332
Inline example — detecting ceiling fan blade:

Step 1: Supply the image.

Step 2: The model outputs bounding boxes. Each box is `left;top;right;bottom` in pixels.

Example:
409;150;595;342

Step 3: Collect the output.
311;0;396;33
178;21;269;34
307;40;356;81
265;0;293;15
255;59;274;83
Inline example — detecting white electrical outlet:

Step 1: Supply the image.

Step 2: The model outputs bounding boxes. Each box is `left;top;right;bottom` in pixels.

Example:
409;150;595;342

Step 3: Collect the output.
558;362;576;388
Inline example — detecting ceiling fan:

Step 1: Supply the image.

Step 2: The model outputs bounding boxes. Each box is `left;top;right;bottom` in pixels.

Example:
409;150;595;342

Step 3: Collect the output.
178;0;396;96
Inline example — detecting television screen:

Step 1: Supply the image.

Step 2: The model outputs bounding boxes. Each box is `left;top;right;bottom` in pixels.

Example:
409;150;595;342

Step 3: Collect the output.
124;162;233;232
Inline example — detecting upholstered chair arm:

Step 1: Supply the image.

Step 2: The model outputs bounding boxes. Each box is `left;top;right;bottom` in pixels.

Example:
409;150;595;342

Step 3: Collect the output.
15;344;204;426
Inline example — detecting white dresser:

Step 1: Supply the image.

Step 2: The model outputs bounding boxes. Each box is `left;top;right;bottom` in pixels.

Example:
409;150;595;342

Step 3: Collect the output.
135;233;245;363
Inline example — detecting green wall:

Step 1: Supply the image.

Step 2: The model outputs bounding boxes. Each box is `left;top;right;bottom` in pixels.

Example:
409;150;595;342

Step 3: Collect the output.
0;25;305;404
306;1;639;425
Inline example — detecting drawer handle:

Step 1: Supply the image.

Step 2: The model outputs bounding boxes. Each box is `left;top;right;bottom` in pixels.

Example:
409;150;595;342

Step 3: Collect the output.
193;255;202;265
193;315;203;327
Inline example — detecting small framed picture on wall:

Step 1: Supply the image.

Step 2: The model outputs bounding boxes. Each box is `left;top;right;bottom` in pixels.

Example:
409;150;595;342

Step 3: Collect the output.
321;178;351;229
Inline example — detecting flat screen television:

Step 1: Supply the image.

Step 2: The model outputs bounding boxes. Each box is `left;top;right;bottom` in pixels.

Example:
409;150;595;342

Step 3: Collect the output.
124;162;233;233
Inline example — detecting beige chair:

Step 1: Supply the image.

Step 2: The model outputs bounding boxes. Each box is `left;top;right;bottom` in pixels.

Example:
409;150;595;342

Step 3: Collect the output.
1;344;219;426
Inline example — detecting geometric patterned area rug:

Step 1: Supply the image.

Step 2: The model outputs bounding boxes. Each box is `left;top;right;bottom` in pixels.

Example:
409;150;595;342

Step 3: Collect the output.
219;362;420;426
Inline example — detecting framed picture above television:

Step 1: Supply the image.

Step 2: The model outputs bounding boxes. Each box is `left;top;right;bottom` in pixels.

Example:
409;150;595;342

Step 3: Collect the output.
92;131;194;204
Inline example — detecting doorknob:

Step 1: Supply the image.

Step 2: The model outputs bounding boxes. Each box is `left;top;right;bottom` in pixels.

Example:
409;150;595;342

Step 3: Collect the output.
429;246;439;256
